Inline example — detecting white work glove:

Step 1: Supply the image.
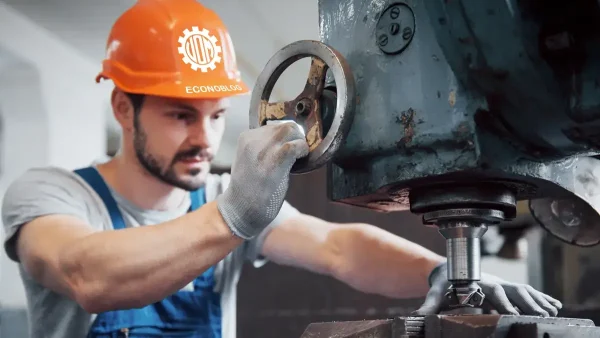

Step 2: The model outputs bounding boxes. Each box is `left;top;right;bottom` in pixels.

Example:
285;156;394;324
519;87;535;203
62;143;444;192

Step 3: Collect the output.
413;263;563;317
216;123;309;239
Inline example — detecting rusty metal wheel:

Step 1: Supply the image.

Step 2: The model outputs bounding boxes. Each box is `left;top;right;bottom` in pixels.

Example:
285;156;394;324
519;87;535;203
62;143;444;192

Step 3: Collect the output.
249;40;356;174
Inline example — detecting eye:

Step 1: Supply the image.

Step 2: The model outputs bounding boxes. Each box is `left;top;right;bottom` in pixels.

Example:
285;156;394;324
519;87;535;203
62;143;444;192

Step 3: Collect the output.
212;112;224;120
170;112;194;121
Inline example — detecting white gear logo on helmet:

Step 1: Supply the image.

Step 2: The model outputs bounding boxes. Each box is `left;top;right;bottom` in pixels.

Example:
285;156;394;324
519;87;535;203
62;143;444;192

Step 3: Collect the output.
177;27;222;72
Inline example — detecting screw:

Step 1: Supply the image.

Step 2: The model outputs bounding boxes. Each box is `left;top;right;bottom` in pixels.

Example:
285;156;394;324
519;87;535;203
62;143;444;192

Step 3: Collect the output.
378;34;389;46
402;27;413;40
390;6;400;19
389;23;400;35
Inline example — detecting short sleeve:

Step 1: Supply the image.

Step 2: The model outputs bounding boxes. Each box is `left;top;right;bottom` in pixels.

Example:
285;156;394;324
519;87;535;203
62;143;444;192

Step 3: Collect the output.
2;167;94;262
244;200;301;267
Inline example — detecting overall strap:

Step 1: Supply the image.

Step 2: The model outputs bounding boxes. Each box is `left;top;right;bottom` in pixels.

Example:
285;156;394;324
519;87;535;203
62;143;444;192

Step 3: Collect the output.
73;167;127;230
74;167;206;230
189;187;206;212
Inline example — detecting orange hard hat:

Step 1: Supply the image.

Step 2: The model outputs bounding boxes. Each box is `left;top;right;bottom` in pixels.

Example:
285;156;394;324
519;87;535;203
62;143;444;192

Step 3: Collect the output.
96;0;249;99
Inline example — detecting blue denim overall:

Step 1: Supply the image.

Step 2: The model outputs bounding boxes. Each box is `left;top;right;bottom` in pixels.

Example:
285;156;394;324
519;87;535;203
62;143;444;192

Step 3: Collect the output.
74;167;222;338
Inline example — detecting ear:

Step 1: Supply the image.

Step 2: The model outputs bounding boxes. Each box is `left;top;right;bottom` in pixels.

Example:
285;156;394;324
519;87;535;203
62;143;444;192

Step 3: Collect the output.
111;87;135;132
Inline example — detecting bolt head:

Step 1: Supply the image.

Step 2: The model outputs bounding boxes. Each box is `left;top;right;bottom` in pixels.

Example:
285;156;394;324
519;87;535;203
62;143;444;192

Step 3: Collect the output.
390;6;400;19
378;34;389;46
402;27;413;40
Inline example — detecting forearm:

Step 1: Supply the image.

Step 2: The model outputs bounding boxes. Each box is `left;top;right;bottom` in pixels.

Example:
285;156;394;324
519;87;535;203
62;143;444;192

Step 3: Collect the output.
59;201;242;312
331;223;445;299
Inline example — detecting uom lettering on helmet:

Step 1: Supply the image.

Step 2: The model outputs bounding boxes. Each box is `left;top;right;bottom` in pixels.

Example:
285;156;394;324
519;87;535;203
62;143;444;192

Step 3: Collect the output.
185;85;244;94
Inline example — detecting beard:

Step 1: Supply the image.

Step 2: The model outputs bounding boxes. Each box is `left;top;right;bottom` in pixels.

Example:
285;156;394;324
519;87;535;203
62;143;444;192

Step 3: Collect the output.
132;122;212;191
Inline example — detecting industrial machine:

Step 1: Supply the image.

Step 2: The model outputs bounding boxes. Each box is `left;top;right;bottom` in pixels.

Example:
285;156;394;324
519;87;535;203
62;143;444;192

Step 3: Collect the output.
249;0;600;336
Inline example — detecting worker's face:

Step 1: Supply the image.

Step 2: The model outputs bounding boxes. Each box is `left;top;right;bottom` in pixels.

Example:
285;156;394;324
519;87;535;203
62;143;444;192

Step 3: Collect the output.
131;95;229;191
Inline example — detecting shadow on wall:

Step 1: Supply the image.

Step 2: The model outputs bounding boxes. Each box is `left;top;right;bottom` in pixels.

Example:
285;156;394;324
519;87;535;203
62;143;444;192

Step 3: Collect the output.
236;166;446;338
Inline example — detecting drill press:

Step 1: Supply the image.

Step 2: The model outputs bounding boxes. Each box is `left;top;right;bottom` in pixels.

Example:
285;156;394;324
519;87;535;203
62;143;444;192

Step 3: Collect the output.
249;0;600;336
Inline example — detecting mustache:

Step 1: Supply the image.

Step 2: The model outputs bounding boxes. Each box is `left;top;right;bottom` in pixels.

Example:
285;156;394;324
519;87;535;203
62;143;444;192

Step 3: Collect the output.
174;147;214;162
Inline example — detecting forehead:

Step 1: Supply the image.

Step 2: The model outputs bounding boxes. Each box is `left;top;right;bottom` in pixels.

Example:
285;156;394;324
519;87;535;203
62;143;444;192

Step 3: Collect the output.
144;95;231;113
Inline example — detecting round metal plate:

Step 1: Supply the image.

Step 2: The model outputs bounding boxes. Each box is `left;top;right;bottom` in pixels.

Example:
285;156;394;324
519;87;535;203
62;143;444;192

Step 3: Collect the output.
249;40;356;174
376;3;416;55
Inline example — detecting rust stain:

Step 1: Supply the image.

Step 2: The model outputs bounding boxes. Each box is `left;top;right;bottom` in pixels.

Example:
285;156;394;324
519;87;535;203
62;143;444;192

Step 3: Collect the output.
448;90;456;107
305;120;322;151
399;108;416;145
259;100;287;125
308;58;327;86
303;97;324;151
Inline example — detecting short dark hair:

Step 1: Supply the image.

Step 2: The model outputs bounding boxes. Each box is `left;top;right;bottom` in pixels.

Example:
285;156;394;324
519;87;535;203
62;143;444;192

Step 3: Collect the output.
124;92;146;117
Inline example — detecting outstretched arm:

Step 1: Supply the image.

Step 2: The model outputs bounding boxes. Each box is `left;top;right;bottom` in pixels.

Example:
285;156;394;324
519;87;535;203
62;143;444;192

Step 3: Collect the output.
260;213;445;299
261;212;562;316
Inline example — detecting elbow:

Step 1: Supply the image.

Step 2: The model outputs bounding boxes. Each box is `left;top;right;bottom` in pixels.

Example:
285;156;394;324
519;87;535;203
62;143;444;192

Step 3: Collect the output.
64;269;111;313
324;225;365;284
58;250;112;313
74;284;147;314
59;251;153;313
71;278;142;313
75;287;109;314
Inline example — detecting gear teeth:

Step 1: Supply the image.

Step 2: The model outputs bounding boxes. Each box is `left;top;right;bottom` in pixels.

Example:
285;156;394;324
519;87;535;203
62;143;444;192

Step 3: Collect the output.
177;27;223;73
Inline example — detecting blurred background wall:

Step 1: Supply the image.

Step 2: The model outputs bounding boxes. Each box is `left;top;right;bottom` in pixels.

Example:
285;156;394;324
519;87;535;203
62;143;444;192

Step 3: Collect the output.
0;1;531;337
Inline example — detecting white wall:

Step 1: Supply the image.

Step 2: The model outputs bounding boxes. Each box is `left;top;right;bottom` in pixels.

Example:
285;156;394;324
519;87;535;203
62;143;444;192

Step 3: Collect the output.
0;3;107;307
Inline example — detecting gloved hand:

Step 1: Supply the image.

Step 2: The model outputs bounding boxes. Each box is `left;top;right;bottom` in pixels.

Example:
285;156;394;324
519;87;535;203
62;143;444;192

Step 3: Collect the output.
413;263;563;317
216;122;309;239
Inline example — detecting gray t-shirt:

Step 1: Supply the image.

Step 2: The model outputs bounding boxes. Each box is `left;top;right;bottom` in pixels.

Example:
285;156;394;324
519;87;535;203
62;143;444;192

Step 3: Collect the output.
1;166;299;338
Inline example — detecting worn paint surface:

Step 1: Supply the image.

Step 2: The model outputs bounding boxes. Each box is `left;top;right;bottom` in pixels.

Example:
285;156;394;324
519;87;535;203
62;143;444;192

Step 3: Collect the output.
320;0;480;206
260;101;289;124
318;0;600;221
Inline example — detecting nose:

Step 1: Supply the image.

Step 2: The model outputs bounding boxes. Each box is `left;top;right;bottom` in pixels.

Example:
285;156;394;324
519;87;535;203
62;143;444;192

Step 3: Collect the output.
187;120;211;148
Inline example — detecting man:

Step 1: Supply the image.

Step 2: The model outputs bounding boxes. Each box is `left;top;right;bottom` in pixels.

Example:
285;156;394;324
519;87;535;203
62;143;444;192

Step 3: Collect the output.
1;0;561;337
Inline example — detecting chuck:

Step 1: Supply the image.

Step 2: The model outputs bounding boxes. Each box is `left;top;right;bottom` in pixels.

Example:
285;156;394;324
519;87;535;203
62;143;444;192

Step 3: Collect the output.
439;221;487;307
410;184;517;309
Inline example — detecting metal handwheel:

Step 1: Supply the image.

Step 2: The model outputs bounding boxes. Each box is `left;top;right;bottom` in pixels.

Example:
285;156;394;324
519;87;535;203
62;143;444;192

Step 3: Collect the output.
249;40;356;174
